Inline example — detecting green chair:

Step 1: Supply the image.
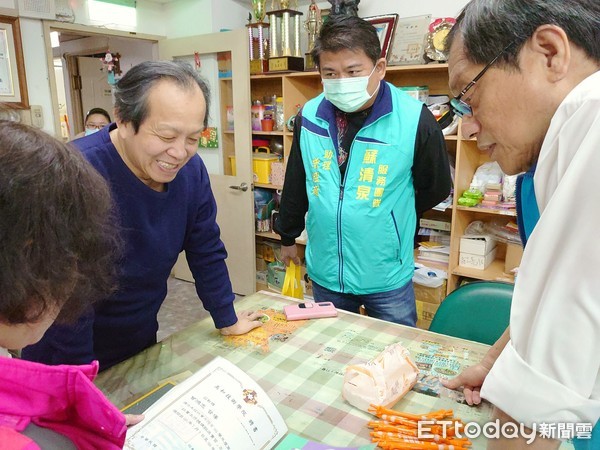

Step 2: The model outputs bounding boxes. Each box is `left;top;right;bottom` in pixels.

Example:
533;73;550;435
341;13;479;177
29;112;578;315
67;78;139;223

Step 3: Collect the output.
428;281;513;345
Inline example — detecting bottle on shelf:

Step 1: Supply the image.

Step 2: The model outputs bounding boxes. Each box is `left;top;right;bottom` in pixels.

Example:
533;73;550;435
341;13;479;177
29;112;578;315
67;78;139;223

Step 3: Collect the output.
275;96;284;131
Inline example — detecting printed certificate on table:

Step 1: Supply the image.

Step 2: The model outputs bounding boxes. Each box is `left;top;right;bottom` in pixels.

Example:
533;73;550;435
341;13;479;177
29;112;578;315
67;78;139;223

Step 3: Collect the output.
124;356;287;450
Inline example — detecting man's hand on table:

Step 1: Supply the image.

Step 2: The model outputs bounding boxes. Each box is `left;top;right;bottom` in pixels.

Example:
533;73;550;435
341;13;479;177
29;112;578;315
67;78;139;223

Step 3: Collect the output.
219;311;263;336
441;363;491;406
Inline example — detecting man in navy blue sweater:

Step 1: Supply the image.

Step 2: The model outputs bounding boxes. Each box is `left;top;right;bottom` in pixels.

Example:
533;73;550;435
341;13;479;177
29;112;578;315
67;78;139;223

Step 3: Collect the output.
22;61;262;370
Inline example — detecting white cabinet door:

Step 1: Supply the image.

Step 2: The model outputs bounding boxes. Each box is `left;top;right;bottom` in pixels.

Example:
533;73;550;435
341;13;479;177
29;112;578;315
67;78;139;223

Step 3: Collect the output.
160;29;255;295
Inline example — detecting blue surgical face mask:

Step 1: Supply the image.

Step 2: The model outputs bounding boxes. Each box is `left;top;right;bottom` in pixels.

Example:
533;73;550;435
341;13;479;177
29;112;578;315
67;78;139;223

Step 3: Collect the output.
85;127;100;136
322;65;379;113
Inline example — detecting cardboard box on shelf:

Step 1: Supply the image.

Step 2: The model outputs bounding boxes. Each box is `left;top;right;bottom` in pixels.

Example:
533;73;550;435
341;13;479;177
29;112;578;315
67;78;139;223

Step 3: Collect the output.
270;161;285;186
413;280;447;304
460;235;497;256
505;243;524;273
415;300;439;330
256;257;267;272
419;218;451;232
459;247;498;270
256;270;267;285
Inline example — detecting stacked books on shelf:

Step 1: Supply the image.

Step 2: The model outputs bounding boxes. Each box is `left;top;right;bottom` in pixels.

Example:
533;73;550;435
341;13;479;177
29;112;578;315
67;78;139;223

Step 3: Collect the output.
417;241;450;264
418;217;451;247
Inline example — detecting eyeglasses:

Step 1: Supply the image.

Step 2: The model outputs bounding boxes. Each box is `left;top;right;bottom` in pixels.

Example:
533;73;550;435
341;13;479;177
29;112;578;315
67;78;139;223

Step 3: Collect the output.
450;42;515;118
85;123;108;130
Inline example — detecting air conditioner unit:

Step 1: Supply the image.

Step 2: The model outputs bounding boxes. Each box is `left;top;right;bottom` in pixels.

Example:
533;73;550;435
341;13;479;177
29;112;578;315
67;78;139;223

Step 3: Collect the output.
17;0;56;20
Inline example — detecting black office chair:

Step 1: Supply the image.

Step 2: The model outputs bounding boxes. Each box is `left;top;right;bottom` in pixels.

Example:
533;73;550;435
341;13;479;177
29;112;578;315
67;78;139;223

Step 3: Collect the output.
428;281;513;345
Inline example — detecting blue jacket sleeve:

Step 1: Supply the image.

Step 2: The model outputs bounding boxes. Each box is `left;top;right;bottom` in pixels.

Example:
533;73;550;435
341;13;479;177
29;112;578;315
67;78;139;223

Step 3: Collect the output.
183;165;237;330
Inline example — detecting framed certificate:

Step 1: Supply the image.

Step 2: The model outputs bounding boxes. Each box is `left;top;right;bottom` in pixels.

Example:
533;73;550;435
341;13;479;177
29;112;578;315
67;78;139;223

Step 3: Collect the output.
387;14;432;66
364;14;398;61
0;16;28;108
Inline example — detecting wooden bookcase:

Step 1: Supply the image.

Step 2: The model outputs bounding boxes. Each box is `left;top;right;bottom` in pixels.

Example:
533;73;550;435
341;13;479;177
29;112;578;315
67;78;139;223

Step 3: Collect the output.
219;63;521;295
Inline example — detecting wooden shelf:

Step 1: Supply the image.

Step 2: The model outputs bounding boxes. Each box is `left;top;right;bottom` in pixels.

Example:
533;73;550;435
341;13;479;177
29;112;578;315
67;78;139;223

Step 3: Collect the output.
224;130;285;136
452;258;515;283
386;63;449;73
455;205;517;217
226;59;522;296
256;231;306;246
414;250;449;272
252;131;284;136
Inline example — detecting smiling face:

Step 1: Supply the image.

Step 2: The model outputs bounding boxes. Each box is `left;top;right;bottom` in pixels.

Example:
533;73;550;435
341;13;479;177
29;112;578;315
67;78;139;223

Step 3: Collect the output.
448;37;551;175
113;80;206;191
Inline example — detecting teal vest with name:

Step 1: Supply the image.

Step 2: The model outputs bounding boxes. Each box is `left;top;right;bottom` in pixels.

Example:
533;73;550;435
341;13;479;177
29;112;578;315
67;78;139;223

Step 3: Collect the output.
300;82;422;294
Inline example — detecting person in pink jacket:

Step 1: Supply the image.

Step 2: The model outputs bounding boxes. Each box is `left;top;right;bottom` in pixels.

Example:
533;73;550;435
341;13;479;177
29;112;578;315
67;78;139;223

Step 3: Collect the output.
0;121;143;449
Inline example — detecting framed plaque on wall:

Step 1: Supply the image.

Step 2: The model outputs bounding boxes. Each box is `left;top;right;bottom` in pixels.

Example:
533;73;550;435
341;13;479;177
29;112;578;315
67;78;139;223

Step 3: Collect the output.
388;14;432;66
0;15;29;108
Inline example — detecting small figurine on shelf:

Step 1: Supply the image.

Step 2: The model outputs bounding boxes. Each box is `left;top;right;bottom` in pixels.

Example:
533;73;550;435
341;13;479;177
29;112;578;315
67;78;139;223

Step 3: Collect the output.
328;0;359;17
304;0;322;69
342;0;359;17
328;0;343;16
100;50;122;85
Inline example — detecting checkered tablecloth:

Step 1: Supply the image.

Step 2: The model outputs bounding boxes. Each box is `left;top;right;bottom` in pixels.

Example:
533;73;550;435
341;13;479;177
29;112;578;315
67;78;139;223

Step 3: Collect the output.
94;291;529;448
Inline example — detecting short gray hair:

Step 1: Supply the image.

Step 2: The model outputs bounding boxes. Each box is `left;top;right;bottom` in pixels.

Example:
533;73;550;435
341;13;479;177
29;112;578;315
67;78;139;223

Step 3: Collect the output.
447;0;600;69
114;60;211;132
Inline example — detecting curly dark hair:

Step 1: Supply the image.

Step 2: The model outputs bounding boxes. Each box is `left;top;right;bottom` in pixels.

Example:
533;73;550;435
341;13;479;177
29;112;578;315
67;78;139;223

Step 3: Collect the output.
0;121;120;324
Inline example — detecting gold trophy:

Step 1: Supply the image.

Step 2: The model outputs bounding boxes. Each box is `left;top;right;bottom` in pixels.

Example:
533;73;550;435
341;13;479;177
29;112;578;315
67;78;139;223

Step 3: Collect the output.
304;0;322;70
266;0;304;72
247;0;270;74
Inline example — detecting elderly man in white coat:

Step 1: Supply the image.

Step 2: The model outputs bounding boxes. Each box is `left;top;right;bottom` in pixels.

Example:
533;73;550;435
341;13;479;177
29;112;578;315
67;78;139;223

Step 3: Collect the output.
442;1;600;449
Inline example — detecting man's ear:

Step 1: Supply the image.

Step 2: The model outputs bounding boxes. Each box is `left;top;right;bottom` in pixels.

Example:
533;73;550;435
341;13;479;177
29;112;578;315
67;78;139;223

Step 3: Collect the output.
115;116;134;139
375;57;387;80
527;24;570;82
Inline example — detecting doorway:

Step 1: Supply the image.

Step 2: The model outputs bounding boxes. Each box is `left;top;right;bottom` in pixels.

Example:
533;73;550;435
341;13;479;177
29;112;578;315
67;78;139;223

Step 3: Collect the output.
44;22;162;140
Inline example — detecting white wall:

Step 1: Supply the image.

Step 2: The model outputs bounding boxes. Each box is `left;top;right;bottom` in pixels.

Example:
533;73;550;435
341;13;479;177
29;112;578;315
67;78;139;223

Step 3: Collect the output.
353;0;467;19
210;0;249;32
21;18;56;134
67;0;167;35
55;35;156;72
164;0;212;39
54;35;156;138
17;0;470;138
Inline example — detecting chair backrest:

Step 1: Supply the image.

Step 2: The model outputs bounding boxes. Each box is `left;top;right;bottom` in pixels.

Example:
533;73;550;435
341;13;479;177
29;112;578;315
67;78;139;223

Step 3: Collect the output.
428;281;513;345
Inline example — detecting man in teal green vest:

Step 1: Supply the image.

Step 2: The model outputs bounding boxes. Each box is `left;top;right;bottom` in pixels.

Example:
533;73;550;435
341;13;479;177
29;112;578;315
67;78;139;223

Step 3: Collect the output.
275;15;451;326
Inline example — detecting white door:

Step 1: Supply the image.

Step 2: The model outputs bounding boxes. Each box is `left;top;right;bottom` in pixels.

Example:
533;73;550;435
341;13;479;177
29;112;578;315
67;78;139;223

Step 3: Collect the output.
160;29;255;295
78;56;115;121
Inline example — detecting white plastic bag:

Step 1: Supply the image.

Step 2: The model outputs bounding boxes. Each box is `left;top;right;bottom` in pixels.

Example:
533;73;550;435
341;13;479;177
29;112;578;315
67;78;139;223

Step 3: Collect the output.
413;263;447;288
342;343;419;412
